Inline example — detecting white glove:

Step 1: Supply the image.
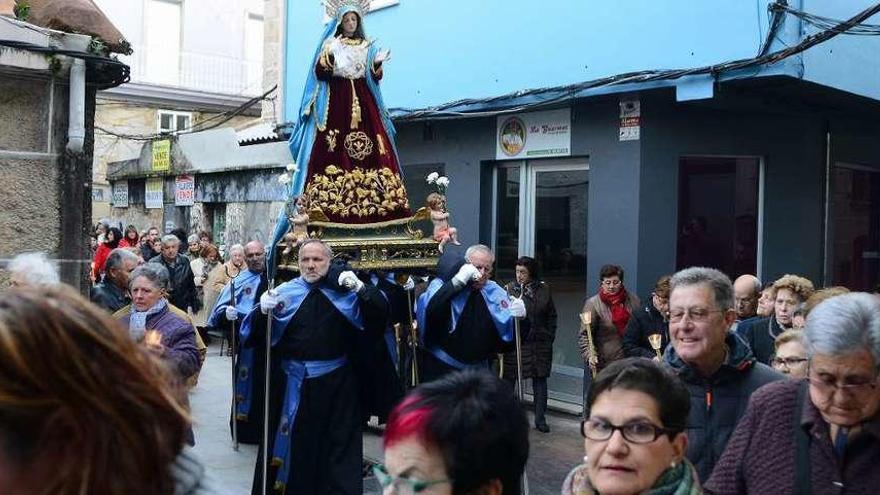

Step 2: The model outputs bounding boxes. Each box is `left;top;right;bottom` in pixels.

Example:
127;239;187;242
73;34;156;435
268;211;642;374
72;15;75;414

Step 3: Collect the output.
403;276;415;291
225;305;239;321
509;297;526;318
452;264;481;288
338;271;364;293
260;290;279;314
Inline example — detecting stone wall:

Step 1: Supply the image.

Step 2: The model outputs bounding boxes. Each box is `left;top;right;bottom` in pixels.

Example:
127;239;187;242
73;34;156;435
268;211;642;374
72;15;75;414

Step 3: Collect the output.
0;66;94;292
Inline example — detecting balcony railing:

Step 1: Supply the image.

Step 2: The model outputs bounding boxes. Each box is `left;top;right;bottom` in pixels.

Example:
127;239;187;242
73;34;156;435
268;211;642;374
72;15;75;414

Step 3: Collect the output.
120;45;263;97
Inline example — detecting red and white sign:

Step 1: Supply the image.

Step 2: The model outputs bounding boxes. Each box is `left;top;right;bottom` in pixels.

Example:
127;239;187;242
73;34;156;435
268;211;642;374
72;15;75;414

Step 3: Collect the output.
175;175;195;206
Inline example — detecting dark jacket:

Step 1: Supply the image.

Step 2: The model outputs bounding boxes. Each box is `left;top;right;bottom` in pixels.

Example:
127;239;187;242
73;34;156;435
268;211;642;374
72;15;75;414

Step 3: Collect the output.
117;302;201;380
706;379;880;495
150;254;201;313
502;281;557;379
735;316;785;365
141;241;160;261
665;332;783;482
622;303;669;359
90;280;130;313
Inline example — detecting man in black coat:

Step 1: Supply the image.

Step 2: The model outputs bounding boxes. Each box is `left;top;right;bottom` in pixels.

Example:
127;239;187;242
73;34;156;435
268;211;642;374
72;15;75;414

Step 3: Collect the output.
664;267;783;482
90;248;138;312
622;275;671;359
149;234;200;313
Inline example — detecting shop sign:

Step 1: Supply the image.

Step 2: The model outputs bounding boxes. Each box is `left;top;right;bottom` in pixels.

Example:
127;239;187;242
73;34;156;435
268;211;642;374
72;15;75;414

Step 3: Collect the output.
619;99;641;141
496;108;571;160
175;175;195;206
112;181;128;207
145;178;164;209
152;139;171;172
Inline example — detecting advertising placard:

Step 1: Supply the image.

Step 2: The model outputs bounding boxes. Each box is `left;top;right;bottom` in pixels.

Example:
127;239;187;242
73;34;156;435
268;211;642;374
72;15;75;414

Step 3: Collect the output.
145;178;164;209
175;175;195;206
496;108;571;160
152;139;171;172
112;181;128;207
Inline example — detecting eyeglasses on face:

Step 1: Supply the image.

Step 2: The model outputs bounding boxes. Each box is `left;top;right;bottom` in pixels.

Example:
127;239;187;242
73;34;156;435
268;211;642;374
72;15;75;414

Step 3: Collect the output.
580;418;677;444
668;307;723;323
601;279;622;287
807;368;879;396
372;463;452;494
771;357;808;368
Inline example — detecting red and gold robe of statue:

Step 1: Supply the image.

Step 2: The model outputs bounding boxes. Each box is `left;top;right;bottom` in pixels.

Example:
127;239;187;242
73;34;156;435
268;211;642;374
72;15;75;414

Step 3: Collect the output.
303;36;411;224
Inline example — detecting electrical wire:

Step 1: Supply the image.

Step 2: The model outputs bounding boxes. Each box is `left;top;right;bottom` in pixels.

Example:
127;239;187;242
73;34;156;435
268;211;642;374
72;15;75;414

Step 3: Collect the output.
95;84;278;141
392;1;880;121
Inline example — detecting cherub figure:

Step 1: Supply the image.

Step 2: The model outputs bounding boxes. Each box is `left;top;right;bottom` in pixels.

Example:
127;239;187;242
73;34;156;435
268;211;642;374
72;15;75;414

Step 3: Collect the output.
427;192;460;252
282;195;312;255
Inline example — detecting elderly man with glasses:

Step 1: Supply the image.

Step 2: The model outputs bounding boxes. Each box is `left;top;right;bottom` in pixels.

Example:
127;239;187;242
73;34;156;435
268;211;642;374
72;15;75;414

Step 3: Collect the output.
663;267;782;483
707;292;880;494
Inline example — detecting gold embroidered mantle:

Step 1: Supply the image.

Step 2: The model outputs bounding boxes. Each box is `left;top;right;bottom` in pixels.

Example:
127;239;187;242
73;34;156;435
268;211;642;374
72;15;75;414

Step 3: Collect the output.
305;166;410;219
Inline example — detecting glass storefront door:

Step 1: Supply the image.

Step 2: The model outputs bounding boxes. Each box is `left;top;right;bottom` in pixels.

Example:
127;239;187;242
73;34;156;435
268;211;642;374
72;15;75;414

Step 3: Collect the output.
494;158;589;407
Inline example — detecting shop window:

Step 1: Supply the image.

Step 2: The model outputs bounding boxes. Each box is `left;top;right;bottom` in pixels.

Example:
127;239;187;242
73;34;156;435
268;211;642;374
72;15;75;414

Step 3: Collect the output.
677;157;759;278
830;165;880;291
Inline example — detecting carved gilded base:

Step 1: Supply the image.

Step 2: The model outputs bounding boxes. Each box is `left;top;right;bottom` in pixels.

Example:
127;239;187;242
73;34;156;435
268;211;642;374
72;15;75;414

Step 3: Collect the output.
275;207;440;276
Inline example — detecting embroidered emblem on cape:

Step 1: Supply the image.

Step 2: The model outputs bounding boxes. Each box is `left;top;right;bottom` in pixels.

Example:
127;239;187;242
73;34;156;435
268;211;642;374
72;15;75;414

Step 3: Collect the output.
344;131;373;160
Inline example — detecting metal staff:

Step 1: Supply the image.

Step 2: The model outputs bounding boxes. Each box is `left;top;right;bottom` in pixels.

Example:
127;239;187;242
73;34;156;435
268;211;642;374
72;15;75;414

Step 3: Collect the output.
509;284;529;495
261;260;276;495
224;265;240;452
406;288;419;387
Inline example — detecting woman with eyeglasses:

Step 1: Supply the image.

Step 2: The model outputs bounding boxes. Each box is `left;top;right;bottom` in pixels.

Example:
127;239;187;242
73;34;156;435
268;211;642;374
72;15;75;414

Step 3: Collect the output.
580;265;641;373
563;358;700;495
379;370;529;494
706;293;880;494
771;329;809;379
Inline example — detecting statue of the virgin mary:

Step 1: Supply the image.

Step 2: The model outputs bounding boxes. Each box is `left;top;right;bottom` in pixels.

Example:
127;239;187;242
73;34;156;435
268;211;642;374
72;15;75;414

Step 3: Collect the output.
278;0;410;232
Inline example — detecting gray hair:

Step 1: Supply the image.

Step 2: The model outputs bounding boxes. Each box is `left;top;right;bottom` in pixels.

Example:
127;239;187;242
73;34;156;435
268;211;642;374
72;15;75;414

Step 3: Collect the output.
670;267;734;311
298;239;333;258
804;292;880;365
228;244;244;256
465;244;494;263
160;235;180;246
8;252;59;286
105;248;139;272
129;263;170;291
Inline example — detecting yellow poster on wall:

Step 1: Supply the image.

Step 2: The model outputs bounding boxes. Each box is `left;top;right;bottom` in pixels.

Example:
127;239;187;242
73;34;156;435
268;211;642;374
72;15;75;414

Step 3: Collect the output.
152;139;171;172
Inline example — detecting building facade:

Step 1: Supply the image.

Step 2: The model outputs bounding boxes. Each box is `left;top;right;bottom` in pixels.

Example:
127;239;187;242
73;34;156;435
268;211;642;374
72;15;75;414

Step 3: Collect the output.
92;0;273;225
0;5;128;291
283;0;880;407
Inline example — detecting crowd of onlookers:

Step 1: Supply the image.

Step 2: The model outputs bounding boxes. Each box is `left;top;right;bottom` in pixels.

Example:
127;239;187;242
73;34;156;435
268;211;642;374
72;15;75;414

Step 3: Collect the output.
3;224;880;494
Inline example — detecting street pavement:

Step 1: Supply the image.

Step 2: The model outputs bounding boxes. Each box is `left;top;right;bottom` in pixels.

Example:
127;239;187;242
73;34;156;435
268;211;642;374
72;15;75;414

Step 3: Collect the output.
191;340;584;494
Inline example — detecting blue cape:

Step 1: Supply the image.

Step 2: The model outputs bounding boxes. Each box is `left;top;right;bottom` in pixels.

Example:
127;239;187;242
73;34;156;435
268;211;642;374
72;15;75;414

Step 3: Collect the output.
416;278;515;343
207;269;262;327
240;277;364;348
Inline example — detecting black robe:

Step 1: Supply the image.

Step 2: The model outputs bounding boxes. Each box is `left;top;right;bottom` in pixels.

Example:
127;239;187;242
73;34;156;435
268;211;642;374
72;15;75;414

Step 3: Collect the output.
215;275;268;445
420;280;511;383
247;277;388;495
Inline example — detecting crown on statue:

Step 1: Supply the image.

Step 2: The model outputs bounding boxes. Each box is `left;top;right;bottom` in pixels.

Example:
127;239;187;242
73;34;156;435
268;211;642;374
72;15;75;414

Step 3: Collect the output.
323;0;371;19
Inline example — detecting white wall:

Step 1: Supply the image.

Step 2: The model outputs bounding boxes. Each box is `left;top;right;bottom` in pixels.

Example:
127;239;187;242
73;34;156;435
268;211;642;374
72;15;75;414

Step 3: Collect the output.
93;0;266;95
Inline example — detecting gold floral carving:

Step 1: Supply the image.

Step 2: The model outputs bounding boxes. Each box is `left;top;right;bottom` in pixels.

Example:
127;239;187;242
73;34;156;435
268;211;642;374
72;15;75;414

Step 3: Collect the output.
344;131;373;160
305;166;409;219
325;129;339;152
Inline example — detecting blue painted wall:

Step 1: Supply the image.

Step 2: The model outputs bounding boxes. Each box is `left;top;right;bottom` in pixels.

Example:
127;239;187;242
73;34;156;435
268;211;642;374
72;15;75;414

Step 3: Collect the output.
284;0;780;119
801;1;880;100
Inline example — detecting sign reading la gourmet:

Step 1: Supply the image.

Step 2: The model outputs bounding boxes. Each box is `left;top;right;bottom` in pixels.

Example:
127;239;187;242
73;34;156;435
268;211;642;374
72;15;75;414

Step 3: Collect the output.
496;108;571;160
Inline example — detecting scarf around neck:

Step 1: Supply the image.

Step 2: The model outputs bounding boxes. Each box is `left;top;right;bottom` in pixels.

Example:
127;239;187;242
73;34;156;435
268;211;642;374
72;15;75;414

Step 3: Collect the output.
599;286;631;335
129;298;168;341
562;461;702;495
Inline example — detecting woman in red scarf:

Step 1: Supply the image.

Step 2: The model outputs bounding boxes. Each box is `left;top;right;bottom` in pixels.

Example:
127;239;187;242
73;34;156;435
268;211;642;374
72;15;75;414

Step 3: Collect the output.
579;264;640;372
